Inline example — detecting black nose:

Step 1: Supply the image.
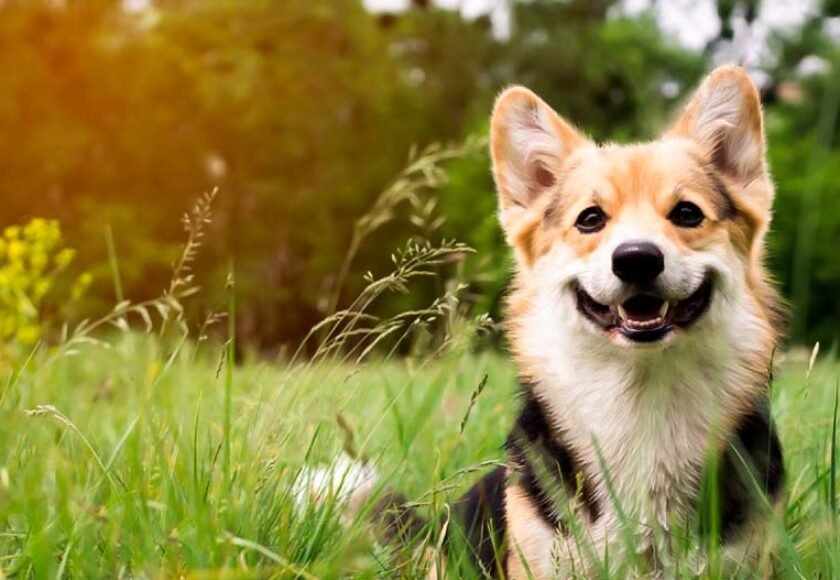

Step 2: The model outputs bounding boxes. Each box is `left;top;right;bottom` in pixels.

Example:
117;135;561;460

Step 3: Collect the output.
612;241;664;284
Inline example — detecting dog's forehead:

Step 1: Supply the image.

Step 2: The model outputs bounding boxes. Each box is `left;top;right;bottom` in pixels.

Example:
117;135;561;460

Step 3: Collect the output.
563;139;703;203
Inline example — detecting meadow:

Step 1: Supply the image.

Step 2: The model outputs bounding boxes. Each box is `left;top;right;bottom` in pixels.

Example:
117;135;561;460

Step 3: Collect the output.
2;310;840;577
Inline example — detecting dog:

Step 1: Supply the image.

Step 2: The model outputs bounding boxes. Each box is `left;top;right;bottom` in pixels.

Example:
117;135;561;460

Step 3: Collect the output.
322;65;786;578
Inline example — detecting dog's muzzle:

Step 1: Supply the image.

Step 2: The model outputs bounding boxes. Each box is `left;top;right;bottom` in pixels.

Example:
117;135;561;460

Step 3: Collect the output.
575;274;714;343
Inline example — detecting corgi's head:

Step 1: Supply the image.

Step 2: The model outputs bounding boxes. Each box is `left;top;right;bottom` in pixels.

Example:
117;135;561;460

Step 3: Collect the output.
491;66;780;353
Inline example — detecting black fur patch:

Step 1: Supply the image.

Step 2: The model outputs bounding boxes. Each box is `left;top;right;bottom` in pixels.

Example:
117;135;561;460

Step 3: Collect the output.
505;389;601;529
371;489;430;547
700;397;785;541
442;388;601;578
447;466;509;577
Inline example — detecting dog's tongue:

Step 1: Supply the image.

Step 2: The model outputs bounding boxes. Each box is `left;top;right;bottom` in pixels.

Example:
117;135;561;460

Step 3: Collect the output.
622;294;665;322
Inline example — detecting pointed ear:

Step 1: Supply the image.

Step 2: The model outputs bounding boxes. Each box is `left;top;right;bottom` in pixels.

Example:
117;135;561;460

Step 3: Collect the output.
490;87;588;213
668;66;767;187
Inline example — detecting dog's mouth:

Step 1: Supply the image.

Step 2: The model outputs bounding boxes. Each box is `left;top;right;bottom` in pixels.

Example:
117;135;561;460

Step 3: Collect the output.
575;276;713;344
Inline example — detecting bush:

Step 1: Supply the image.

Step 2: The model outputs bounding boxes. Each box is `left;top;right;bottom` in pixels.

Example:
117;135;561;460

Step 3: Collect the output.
0;218;89;362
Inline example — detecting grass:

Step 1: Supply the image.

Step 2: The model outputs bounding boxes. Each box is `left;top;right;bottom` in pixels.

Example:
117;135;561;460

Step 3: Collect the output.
1;327;840;577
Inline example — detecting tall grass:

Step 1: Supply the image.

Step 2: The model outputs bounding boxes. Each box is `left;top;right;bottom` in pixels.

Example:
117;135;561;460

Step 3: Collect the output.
4;308;840;576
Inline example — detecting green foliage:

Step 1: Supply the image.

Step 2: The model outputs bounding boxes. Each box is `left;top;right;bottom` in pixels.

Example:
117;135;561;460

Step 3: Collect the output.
0;0;460;347
762;26;840;345
0;0;704;348
0;0;838;346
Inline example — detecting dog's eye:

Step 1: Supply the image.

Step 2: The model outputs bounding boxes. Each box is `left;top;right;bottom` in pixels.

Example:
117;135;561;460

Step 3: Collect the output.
668;201;704;228
575;206;607;233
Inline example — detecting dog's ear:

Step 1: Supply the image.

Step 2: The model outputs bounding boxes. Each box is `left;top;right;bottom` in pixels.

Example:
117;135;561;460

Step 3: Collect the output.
668;66;767;191
491;87;588;222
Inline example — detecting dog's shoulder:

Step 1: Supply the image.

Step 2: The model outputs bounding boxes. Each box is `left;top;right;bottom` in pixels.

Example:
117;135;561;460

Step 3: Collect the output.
710;395;785;541
505;387;601;527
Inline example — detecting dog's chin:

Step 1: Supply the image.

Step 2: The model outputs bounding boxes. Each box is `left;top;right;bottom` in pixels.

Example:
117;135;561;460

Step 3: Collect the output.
574;274;714;346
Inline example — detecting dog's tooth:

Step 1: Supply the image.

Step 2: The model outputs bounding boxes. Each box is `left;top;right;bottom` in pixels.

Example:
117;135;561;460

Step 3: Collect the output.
624;316;665;330
659;301;670;317
617;304;628;321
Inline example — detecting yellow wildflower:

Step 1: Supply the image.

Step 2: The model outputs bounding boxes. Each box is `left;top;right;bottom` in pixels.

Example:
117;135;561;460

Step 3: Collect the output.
6;241;24;261
72;272;93;301
30;251;48;271
55;248;76;268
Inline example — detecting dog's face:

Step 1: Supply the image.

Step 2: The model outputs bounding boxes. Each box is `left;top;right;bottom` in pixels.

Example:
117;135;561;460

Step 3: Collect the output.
491;67;775;349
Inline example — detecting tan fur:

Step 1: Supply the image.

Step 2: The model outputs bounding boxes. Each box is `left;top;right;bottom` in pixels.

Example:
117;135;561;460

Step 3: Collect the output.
505;483;558;579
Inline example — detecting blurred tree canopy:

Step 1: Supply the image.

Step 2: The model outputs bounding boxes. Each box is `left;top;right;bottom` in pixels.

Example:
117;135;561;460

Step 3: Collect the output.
0;0;838;350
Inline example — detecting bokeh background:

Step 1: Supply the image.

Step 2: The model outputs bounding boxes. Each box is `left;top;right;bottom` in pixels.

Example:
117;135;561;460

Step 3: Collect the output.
2;0;840;353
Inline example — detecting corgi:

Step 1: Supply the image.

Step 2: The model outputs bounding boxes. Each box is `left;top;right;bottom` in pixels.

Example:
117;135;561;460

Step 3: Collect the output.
328;66;786;578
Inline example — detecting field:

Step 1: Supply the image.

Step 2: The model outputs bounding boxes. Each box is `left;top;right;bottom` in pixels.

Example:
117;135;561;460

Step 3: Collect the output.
1;325;839;578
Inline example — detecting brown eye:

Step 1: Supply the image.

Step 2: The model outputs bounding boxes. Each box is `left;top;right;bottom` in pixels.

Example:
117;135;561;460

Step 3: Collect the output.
575;206;607;233
669;201;704;228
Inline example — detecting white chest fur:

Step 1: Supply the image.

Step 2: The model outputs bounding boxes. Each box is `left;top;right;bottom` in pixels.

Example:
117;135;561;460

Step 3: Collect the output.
519;287;763;536
536;354;722;529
